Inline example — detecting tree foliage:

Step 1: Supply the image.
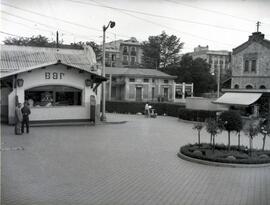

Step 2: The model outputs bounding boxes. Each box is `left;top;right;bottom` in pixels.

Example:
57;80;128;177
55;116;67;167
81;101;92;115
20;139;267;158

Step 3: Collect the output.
3;35;55;47
244;119;260;155
165;54;216;95
219;111;243;151
142;31;183;69
205;118;220;150
193;123;204;146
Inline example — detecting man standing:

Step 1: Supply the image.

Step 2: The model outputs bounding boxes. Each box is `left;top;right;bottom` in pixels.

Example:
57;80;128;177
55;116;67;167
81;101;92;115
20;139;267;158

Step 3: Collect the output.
21;101;31;134
15;103;23;135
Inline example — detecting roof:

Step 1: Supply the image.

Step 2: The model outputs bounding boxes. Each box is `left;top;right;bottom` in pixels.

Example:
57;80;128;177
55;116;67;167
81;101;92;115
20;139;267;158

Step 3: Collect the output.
213;92;262;106
105;67;176;79
0;45;100;78
233;32;270;54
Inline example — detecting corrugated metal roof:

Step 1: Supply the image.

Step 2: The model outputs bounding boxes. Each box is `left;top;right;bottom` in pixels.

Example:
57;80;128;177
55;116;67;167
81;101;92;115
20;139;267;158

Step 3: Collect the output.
0;45;98;77
105;67;176;79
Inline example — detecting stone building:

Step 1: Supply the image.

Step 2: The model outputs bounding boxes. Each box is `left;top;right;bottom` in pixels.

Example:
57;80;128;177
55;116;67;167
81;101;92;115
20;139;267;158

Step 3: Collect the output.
214;31;270;118
231;32;270;89
104;37;143;68
105;67;176;102
189;45;231;75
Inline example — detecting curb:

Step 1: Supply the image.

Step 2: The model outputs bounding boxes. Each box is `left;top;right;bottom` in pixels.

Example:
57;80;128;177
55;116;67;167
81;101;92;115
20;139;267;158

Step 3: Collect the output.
178;152;270;168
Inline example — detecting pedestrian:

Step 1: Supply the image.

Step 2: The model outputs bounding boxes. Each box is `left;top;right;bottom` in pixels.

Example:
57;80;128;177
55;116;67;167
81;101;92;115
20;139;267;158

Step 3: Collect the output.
15;103;23;135
145;102;150;118
21;101;31;134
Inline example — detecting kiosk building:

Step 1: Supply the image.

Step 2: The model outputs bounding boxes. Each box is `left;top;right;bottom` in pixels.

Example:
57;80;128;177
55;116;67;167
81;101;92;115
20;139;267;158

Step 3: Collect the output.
0;45;106;124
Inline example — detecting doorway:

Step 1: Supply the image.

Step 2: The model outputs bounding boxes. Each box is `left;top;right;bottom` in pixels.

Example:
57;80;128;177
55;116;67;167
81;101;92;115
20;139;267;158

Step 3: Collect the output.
90;95;96;123
136;87;142;101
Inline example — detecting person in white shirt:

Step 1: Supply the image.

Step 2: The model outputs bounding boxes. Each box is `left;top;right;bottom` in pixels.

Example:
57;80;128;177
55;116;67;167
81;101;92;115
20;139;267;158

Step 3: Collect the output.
145;103;150;117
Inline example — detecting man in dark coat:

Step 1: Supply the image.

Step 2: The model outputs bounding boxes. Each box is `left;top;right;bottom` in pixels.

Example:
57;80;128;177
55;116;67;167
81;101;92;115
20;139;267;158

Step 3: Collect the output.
21;101;31;133
15;103;23;135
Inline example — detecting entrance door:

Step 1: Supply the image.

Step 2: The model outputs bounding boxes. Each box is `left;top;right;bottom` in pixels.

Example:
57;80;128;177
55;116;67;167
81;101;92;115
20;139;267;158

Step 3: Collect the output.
136;87;142;101
90;95;96;123
164;87;169;101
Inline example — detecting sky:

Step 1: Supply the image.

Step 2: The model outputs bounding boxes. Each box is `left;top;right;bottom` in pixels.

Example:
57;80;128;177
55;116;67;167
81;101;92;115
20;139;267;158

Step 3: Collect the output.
1;0;270;53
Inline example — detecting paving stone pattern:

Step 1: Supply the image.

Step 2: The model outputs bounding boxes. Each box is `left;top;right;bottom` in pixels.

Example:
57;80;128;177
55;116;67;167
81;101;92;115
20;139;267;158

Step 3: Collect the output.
2;114;270;205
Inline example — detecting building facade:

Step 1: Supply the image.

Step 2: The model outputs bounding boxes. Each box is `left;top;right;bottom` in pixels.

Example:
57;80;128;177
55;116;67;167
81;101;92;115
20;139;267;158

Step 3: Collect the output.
105;67;176;102
0;45;105;124
105;37;143;68
231;32;270;89
190;45;231;75
214;31;270;118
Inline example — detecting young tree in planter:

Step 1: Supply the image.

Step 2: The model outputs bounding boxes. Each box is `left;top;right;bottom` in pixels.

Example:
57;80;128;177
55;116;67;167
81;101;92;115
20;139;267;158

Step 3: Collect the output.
193;123;204;146
206;119;219;151
219;111;243;151
244;119;260;156
260;122;270;151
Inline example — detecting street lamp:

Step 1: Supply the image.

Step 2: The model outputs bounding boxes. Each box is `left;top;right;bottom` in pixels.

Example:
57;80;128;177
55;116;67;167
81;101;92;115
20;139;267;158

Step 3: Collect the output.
101;21;115;121
212;65;221;98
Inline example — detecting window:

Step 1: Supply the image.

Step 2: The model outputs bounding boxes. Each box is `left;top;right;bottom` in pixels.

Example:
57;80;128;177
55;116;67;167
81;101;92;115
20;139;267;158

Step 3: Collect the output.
112;77;117;82
244;60;249;72
123;46;128;54
129;78;135;82
131;47;136;56
123;55;128;65
164;80;169;83
25;85;82;107
111;54;115;61
260;85;266;89
111;87;116;98
152;79;155;83
143;78;149;83
220;60;223;65
251;60;257;72
131;56;136;65
152;87;155;99
234;84;239;89
246;84;253;89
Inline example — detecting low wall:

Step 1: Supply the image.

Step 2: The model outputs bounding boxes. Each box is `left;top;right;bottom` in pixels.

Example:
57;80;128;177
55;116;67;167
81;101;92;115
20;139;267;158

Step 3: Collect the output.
30;105;90;121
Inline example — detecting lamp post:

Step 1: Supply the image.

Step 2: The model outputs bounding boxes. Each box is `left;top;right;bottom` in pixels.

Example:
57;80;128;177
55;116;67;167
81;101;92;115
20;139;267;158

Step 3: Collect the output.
212;65;221;98
101;21;115;121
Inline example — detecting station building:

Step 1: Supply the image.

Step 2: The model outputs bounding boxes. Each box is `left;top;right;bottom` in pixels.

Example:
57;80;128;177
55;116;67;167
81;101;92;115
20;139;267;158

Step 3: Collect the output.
105;67;193;102
0;45;106;124
214;31;270;119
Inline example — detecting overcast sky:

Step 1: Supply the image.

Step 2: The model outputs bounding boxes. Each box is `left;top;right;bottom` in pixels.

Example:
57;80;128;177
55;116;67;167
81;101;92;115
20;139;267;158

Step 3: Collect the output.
1;0;270;53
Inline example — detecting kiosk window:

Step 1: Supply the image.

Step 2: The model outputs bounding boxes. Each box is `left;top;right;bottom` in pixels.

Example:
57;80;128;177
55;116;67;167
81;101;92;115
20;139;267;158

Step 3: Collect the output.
25;85;82;107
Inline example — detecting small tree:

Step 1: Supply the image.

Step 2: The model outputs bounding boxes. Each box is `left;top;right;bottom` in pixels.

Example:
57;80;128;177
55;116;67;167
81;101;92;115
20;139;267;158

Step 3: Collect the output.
206;119;219;151
193;123;204;146
260;121;270;151
219;111;243;151
244;119;260;156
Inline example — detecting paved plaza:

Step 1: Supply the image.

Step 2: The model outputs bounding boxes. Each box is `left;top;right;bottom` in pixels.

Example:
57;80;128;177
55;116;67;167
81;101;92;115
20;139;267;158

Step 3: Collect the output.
2;114;270;205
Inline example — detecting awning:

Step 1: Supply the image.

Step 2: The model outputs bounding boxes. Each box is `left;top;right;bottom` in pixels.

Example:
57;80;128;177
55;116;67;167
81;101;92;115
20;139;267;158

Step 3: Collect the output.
213;92;262;106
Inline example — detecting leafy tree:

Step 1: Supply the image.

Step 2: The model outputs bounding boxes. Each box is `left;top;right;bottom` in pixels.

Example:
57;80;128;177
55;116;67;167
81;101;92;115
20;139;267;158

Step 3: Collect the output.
259;120;270;151
244;119;260;156
165;54;216;95
70;41;102;62
142;31;183;69
219;111;243;151
205;118;219;151
3;35;54;47
193;123;204;146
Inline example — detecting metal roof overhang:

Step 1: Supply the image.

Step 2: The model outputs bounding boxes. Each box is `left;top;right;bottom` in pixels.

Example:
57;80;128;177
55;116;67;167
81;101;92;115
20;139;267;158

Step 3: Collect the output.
213;92;262;106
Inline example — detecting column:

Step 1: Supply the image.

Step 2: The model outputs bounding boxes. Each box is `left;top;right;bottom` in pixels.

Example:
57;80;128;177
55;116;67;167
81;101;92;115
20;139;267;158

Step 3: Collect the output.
182;82;186;100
